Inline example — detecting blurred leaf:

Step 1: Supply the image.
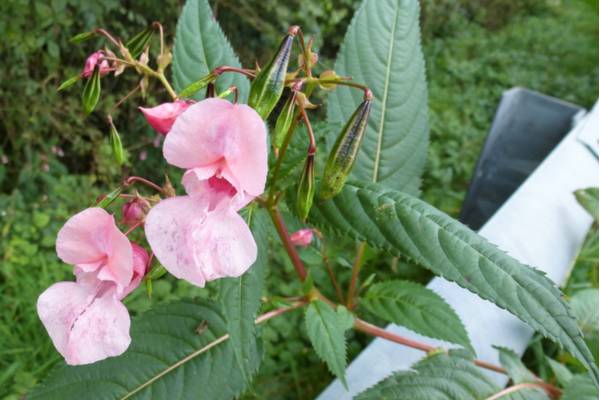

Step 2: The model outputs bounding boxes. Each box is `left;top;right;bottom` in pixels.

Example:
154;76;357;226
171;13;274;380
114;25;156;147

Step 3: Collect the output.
561;374;599;400
575;187;599;222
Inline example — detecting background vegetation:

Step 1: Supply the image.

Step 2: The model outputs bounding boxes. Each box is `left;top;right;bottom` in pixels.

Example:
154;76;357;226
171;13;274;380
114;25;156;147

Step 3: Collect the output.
0;0;597;398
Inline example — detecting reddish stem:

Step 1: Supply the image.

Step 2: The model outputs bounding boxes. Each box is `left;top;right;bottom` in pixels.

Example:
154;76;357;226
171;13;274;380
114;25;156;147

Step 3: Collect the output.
354;318;508;375
299;107;316;156
267;206;308;281
124;176;163;193
346;242;367;308
212;65;256;79
124;220;143;236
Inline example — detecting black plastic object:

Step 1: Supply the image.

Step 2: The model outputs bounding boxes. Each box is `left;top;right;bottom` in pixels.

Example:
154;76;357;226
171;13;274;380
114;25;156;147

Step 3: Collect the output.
459;87;584;231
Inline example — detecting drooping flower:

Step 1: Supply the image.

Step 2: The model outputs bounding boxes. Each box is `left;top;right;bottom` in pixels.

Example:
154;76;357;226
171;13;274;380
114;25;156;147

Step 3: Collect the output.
56;207;133;290
145;195;257;288
38;237;148;365
290;228;314;247
144;98;268;287
82;50;111;78
139;100;190;135
163;98;268;203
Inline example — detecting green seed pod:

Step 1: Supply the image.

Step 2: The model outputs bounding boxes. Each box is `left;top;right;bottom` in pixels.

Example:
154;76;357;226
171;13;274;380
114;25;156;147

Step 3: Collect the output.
320;97;372;200
248;26;298;119
81;66;101;115
97;186;123;209
109;123;125;166
297;155;316;221
272;91;297;149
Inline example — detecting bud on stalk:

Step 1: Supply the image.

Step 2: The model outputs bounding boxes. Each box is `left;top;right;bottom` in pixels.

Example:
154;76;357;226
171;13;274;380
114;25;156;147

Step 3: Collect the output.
108;116;125;166
248;26;299;119
126;26;153;59
297;155;316;221
320;93;373;200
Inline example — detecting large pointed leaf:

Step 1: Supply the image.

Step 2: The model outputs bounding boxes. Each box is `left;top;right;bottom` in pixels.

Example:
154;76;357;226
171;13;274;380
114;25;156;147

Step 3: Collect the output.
304;300;354;387
29;300;258;400
219;208;269;384
172;0;249;101
362;280;472;352
356;350;499;399
310;181;598;381
328;0;429;194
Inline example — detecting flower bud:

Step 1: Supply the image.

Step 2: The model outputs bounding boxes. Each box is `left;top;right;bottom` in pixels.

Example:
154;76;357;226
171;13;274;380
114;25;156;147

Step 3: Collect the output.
248;26;298;119
297;155;316;221
108;118;125;166
81;50;111;78
178;72;217;98
290;228;314;248
121;197;150;226
320;95;373;200
272;91;297;149
139;100;190;135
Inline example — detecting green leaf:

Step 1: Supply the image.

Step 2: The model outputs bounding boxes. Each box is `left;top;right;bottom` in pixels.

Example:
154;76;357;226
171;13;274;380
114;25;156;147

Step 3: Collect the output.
570;288;599;338
546;357;573;387
30;300;259;399
328;0;429;194
172;0;249;102
361;280;472;352
495;346;548;400
575;187;599;222
304;300;354;388
81;67;101;115
561;374;599;400
310;181;598;382
356;350;499;399
126;26;153;60
57;75;81;91
218;208;269;384
69;31;95;44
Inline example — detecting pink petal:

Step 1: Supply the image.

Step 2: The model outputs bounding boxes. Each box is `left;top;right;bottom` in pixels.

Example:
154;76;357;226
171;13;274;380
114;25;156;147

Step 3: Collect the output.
56;207;133;289
56;208;114;265
82;50;111;78
139;100;190;135
223;104;268;197
37;282;94;361
66;288;131;365
182;168;249;211
120;242;149;298
163;98;234;169
144;196;208;287
193;208;257;281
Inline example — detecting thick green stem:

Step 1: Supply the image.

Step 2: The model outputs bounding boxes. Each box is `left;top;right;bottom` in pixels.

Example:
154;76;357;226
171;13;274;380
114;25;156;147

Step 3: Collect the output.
346;242;366;308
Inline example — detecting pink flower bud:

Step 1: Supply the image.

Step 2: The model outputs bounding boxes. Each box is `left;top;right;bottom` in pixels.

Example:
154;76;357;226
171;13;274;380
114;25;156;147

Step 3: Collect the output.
82;50;111;78
139;100;190;136
121;198;149;226
290;228;314;248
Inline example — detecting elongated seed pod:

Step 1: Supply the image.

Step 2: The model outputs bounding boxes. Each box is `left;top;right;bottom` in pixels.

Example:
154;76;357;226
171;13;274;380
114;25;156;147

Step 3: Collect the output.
248;27;298;119
272;91;297;149
320;97;372;200
297;155;316;221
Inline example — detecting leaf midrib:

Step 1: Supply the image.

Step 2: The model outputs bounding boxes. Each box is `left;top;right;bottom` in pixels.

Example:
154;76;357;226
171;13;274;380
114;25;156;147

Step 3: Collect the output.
372;1;401;183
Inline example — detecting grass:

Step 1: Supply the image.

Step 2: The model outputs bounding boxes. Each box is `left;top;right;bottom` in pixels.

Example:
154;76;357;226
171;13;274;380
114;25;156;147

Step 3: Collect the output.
0;1;597;399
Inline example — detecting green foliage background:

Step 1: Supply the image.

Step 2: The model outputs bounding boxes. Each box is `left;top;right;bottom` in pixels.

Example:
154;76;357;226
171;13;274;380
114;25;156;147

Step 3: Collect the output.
0;0;597;398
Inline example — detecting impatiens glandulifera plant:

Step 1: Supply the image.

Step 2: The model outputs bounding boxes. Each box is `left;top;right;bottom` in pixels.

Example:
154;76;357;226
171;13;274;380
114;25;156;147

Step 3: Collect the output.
32;0;598;399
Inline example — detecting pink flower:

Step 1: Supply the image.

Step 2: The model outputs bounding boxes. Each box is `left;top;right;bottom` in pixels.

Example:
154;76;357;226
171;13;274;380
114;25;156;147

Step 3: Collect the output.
139;100;190;136
290;228;314;247
37;235;148;365
56;207;133;290
144;195;257;287
82;50;111;78
163;98;268;204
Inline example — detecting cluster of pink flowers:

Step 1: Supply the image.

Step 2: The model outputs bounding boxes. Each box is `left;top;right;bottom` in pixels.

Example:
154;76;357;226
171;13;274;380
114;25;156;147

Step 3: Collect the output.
38;96;269;365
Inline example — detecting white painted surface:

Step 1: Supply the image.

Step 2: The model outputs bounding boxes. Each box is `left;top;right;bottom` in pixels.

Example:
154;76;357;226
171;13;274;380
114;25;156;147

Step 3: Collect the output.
317;103;599;399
